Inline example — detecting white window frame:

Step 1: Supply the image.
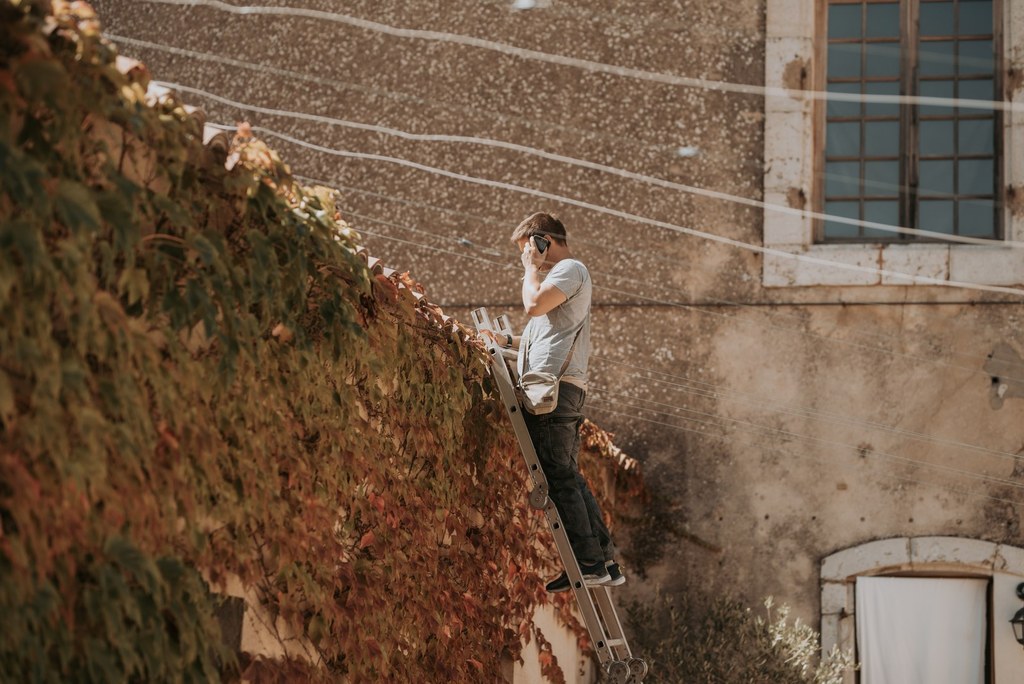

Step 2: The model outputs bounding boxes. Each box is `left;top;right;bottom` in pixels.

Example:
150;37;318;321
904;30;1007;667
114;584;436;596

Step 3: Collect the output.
764;0;1024;288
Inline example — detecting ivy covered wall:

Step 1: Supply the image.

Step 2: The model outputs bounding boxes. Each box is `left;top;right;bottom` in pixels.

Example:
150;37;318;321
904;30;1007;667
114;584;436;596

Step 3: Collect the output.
0;2;641;681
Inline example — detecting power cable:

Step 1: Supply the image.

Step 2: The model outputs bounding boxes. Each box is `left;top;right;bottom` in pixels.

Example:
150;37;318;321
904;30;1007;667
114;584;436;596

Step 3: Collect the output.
119;35;976;209
205;121;1024;297
591;383;1024;473
588;388;1024;491
327;190;1024;385
297;172;1024;366
348;225;1024;509
351;224;1024;463
140;0;1023;112
162;79;1022;247
105;34;678;157
585;401;1024;509
593;356;1024;465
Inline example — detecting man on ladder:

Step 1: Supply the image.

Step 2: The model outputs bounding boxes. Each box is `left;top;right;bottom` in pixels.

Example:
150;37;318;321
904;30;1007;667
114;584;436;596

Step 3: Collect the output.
483;212;625;593
474;212;647;682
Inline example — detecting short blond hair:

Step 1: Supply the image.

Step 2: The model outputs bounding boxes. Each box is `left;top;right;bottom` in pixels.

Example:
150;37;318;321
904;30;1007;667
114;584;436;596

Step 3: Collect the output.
510;212;567;245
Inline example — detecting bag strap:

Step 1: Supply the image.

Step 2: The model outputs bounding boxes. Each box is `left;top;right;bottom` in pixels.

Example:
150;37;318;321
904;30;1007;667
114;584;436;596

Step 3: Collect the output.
554;325;583;379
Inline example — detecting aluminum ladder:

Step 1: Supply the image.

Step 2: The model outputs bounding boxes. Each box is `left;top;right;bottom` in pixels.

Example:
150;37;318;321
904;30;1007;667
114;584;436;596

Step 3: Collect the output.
471;307;648;684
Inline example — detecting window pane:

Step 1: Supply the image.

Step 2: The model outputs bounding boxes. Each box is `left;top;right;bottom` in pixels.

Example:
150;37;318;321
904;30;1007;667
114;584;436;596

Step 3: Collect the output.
919;40;956;76
958;158;994;195
919;2;954;36
959;1;993;36
958;199;995;237
829;3;862;39
959;78;993;102
827;121;861;157
864;121;899;156
824;201;861;238
864;200;899;238
958;40;994;75
919;159;954;195
864;160;899;196
919;120;955;156
828;82;861;118
829;43;862;78
826;161;862;196
958;119;994;155
919;199;955;233
866;43;901;77
919;80;954;116
865;3;899;38
865;81;900;116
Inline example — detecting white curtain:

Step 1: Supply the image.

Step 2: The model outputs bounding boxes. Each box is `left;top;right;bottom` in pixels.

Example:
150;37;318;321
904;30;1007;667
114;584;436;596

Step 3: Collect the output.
856;576;987;684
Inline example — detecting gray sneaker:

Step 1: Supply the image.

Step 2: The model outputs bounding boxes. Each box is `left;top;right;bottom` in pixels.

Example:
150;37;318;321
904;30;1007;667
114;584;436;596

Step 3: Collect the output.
605;561;626;587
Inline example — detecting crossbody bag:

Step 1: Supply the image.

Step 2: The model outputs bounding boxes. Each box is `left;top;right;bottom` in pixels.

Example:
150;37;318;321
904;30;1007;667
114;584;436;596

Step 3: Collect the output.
517;324;583;415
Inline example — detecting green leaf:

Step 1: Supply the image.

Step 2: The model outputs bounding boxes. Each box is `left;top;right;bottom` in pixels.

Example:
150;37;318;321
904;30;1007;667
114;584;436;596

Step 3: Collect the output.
5;217;45;272
14;59;70;106
95;188;137;248
117;267;149;306
104;536;163;598
54;179;102;234
0;368;13;421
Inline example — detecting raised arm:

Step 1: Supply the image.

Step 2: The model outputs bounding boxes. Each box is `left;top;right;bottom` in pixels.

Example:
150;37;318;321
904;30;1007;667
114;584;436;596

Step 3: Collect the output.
521;240;568;317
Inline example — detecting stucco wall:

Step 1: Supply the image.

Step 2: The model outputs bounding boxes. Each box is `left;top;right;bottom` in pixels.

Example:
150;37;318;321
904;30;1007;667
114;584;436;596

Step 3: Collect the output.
94;0;1024;664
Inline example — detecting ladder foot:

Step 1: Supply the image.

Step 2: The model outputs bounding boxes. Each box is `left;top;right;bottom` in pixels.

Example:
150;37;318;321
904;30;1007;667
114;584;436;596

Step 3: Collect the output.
627;658;649;680
603;660;630;684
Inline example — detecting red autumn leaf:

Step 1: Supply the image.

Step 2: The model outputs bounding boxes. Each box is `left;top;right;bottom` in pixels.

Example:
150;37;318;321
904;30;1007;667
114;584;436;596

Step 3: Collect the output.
358;531;375;549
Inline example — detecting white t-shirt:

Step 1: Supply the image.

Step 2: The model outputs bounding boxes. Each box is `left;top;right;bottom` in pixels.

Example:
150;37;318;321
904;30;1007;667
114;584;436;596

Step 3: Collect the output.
518;258;592;388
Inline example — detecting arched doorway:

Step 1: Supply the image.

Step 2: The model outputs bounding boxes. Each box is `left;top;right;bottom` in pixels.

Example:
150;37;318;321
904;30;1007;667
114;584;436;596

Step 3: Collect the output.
820;537;1024;683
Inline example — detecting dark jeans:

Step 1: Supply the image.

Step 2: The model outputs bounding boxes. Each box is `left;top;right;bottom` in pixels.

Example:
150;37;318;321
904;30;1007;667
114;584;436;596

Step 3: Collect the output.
523;383;615;567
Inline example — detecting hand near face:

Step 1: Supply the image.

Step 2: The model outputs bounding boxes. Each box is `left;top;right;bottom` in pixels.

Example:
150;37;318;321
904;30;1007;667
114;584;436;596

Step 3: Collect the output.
520;238;545;270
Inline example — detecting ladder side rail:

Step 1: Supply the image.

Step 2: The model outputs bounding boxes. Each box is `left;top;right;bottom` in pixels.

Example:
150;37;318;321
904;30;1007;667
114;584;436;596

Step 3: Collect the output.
484;346;552;503
472;308;619;666
472;308;551;500
592;586;633;661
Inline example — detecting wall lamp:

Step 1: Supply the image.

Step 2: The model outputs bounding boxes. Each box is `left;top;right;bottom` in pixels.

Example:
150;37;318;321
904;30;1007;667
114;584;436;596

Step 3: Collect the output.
1011;583;1024;648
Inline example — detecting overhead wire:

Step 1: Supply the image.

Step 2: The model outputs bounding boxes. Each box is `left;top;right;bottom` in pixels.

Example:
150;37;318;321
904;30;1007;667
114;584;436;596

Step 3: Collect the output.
108;3;1024;520
588;385;1024;480
585;401;1024;509
594;356;1024;464
345;204;1023;384
296;171;1024;368
117;35;987;214
159;79;1024;248
478;0;747;39
298;208;1024;507
346;220;1024;465
291;170;1024;385
105;33;678;157
140;0;1024;112
209;122;1024;297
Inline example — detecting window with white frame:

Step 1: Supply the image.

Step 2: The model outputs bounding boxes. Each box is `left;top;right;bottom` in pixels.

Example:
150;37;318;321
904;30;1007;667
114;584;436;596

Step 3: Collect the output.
822;0;1000;242
763;0;1024;288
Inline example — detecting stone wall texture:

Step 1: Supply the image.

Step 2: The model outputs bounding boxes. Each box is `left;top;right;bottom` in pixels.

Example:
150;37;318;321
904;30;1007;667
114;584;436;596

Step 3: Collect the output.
94;0;1024;636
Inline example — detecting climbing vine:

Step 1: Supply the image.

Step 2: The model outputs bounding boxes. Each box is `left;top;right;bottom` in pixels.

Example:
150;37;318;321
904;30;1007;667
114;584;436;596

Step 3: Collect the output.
0;1;642;681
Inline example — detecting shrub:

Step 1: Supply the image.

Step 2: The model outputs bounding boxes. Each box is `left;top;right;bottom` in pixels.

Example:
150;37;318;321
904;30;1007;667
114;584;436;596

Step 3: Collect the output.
627;594;854;684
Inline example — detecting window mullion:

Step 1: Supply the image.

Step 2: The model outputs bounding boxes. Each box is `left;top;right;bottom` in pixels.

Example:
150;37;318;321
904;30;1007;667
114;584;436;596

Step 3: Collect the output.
902;0;918;237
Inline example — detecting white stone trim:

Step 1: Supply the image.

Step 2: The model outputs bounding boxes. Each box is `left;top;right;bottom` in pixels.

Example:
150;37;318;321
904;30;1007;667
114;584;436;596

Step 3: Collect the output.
820;537;1024;684
764;0;1024;289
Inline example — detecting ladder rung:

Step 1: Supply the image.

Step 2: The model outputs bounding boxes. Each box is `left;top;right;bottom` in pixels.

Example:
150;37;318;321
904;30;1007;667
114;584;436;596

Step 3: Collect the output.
606;639;625;648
